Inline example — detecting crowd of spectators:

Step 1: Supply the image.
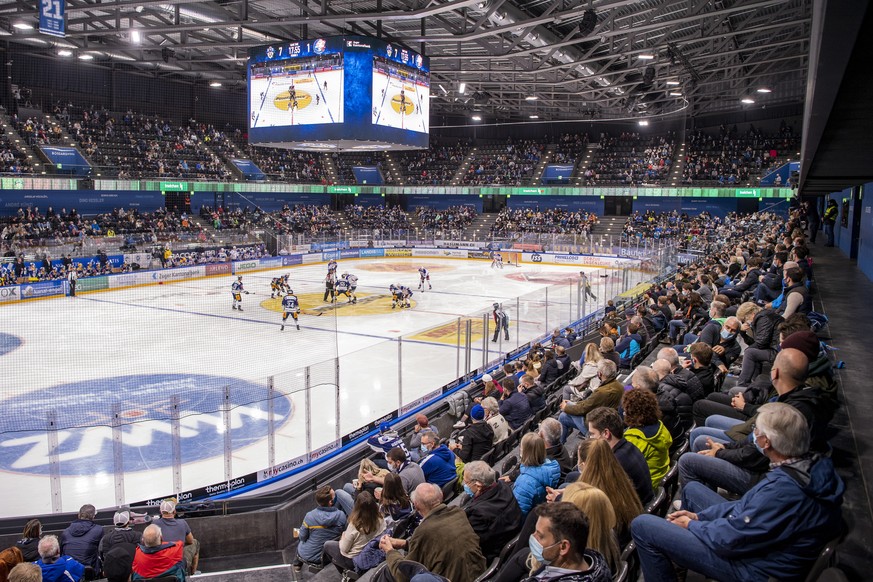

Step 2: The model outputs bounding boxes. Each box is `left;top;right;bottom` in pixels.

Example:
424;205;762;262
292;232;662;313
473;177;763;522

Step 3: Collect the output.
581;132;675;186
552;132;590;165
246;146;325;183
1;134;35;174
622;210;722;241
682;123;800;185
414;205;477;231
199;204;340;237
490;207;599;237
463;140;546;186
13;115;63;147
394;141;471;185
344;205;410;231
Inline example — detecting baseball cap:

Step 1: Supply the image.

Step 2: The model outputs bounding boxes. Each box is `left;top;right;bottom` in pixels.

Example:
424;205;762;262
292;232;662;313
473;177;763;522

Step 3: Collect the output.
470;405;485;421
379;422;392;434
482;373;493;382
113;510;131;527
159;499;177;514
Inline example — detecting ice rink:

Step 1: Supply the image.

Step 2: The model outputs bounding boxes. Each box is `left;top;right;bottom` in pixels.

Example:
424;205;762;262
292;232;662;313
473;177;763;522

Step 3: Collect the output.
250;69;344;127
372;69;429;133
0;258;640;517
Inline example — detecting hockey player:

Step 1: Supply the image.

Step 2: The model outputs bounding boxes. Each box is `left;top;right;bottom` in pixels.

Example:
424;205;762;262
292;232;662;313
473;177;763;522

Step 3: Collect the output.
327;259;338;275
280;290;300;331
231;276;250;310
341;272;358;303
270;277;282;298
323;270;337;302
367;422;409;460
334;276;355;304
281;274;291;293
399;285;413;309
580;271;597;301
418;267;432;290
492;302;510;342
389;284;401;309
490;251;503;269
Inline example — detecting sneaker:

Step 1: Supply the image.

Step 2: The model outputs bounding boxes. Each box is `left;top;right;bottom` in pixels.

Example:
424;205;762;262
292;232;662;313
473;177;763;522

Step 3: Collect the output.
193;571;202;576
453;421;466;429
296;325;300;330
308;564;324;573
672;499;682;511
280;325;284;331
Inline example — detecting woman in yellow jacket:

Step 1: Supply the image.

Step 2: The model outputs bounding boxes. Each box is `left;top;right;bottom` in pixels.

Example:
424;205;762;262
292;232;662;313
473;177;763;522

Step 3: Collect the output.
622;388;672;489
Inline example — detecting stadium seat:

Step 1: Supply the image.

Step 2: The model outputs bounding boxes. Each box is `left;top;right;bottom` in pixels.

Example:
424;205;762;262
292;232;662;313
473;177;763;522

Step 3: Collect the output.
394;560;450;582
441;478;458;503
814;568;850;582
662;462;680;499
618;541;638;582
645;486;669;517
611;560;630;582
474;534;520;582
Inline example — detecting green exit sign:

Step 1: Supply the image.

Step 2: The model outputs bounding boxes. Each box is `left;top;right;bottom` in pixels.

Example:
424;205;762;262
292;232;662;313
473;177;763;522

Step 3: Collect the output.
160;181;189;192
736;188;760;198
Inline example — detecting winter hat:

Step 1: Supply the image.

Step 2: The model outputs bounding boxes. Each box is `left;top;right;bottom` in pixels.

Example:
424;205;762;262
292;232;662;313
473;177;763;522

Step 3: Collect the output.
482;373;493;383
470;405;485;421
780;331;820;361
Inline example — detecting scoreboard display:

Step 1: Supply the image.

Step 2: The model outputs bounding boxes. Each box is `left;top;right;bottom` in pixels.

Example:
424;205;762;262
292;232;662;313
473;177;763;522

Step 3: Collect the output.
248;36;430;152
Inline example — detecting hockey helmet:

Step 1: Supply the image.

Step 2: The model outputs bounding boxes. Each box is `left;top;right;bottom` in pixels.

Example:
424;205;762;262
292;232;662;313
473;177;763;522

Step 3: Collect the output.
493;302;500;309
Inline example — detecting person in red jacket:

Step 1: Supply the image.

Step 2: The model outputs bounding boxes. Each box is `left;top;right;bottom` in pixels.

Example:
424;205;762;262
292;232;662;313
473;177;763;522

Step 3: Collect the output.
132;525;186;582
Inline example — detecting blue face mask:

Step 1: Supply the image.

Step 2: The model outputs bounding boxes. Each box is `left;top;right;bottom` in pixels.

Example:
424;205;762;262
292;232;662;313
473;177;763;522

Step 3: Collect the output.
721;329;735;340
420;444;429;454
463;483;475;497
528;535;560;565
753;433;766;455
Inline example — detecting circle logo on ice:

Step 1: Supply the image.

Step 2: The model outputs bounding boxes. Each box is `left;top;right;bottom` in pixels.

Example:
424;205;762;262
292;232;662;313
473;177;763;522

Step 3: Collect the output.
0;333;22;357
0;374;293;476
313;38;327;54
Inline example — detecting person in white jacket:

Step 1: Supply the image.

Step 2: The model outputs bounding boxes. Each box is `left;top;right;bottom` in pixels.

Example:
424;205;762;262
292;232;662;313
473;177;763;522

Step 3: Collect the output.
563;342;603;401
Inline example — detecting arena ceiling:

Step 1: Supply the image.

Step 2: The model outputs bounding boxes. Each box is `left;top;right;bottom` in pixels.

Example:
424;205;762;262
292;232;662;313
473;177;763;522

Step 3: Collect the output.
0;0;811;123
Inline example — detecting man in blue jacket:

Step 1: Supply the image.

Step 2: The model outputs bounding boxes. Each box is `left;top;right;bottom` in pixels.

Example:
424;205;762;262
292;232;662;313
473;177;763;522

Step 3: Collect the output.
631;402;843;582
60;504;104;572
36;535;85;582
293;486;347;571
418;432;459;487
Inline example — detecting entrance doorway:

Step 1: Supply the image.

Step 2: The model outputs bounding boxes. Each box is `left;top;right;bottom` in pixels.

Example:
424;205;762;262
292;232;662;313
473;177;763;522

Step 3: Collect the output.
603;196;633;216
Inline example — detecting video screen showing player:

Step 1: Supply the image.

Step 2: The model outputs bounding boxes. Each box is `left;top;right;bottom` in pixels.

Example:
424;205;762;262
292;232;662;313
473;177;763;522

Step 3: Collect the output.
371;56;429;133
250;53;344;127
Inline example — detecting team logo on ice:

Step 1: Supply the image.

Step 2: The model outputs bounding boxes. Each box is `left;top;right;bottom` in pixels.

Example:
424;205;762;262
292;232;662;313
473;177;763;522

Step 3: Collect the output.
0;333;22;357
266;46;275;59
313;38;327;54
0;374;293;475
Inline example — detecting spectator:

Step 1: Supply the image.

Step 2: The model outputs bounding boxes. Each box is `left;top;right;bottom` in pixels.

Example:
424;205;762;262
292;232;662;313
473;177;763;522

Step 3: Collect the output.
480;397;511;444
551;329;571;350
449;404;494;462
368;422;410;461
652;349;704;436
538;417;574;480
685;342;716;395
521;373;546;412
378;473;414;523
499;379;533;430
408;414;439;458
98;510;142;578
599;337;620;369
735;302;782;385
512;433;561;517
822;199;837;246
153;499;200;575
418;432;459;488
615;323;643;369
585;407;654;505
558;359;623;443
15;519;41;562
323;492;385;574
622;389;673;489
462;461;523;560
61;504;104;572
361;447;425;495
565;343;603;401
37;535;85;582
8;564;41;582
1;548;23;582
293;485;347;571
378;483;486;582
131;525;186;582
632;403;843;582
562;483;621;573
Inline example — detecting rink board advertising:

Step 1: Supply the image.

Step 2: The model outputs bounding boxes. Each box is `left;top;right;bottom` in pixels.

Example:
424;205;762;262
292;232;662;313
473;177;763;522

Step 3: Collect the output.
248;35;430;151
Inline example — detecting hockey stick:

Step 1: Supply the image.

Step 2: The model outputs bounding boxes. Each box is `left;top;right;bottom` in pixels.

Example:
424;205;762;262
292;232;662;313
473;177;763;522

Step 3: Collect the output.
300;309;325;316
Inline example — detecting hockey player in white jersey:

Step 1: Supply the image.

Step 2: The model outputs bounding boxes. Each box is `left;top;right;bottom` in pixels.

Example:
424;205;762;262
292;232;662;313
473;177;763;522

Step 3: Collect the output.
418;267;432;290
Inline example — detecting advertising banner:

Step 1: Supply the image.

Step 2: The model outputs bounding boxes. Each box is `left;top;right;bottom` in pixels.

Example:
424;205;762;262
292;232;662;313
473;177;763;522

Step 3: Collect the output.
302;254;322;264
411;248;468;258
340;250;360;259
123;253;155;268
77;276;109;292
19;280;66;300
375;240;407;247
108;273;141;289
0;286;20;303
258;453;309;482
349;240;370;248
259;257;285;268
385;249;412;258
282;255;303;266
468;250;492;260
359;248;385;258
233;260;261;273
308;439;341;462
205;263;233;276
341;410;399;447
322;251;341;261
149;266;206;282
512;243;543;252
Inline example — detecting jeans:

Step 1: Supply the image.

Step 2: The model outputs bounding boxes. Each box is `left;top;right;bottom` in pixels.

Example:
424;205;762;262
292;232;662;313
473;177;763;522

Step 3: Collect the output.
632;482;756;582
738;347;774;385
689;415;738;452
558;411;588;443
323;540;356;572
668;319;686;342
335;488;355;516
824;222;835;246
672;332;699;354
677;449;757;495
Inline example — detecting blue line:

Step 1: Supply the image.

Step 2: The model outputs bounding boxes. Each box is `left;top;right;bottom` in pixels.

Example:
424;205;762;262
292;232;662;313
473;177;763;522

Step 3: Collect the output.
311;70;335;124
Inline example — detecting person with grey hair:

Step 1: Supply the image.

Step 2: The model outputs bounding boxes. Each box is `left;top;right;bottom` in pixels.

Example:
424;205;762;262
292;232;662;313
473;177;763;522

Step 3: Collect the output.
132;524;187;582
378;483;486;582
60;504;104;572
558;359;623;443
711;316;743;373
480;397;510;444
9;563;43;582
36;535;85;582
539;417;574;478
462;461;523;560
632;402;844;582
630;366;659;393
653;349;704;436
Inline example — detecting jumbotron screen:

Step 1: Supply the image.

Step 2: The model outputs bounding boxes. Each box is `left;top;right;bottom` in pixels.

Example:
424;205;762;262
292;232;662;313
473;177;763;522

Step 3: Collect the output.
248;36;430;151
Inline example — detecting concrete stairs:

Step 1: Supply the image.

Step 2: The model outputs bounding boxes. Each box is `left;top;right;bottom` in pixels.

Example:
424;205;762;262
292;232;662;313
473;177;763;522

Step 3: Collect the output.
590;215;626;239
529;145;555;185
460;212;499;241
452;147;477;185
321;153;339;185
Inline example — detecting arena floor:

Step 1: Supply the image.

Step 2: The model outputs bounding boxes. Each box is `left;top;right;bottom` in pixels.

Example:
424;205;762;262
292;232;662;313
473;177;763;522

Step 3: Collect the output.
0;258;641;517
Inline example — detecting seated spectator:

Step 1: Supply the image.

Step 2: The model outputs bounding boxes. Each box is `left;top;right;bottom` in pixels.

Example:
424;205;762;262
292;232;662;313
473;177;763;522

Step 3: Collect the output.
710;317;743;375
323;492;385;574
131;525;186;582
512;433;561;517
462;461;523;560
622;388;673;489
599;337;620;369
499;379;533;430
558;359;623;443
378;473;414;523
449;404;494;463
684;342;716;395
577;439;644;545
520;373;546;412
615;323;643;369
539;417;574;479
378;483;486;582
361;447;425;495
368;422;410;461
345;458;390;500
735;302;782;386
153;499;199;575
524;502;612;581
632;403;843;582
565;342;602;401
37;536;85;582
293;485;347;571
15;519;41;562
0;548;23;582
562;483;620;573
418;433;458;488
652;349;704;436
408;414;439;459
585;407;653;505
98;510;142;577
61;504;103;572
481;396;511;444
551;329;571;350
7;564;41;582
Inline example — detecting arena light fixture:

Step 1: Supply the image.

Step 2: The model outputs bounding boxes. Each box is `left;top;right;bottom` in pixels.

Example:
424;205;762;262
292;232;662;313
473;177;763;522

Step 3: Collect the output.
525;96;538;101
741;97;755;104
529;115;539;119
13;22;33;30
78;54;94;60
638;120;649;126
459;82;466;94
131;29;141;43
471;115;482;121
638;53;655;60
210;81;222;87
666;80;680;86
669;91;682;96
757;87;772;93
57;49;73;57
